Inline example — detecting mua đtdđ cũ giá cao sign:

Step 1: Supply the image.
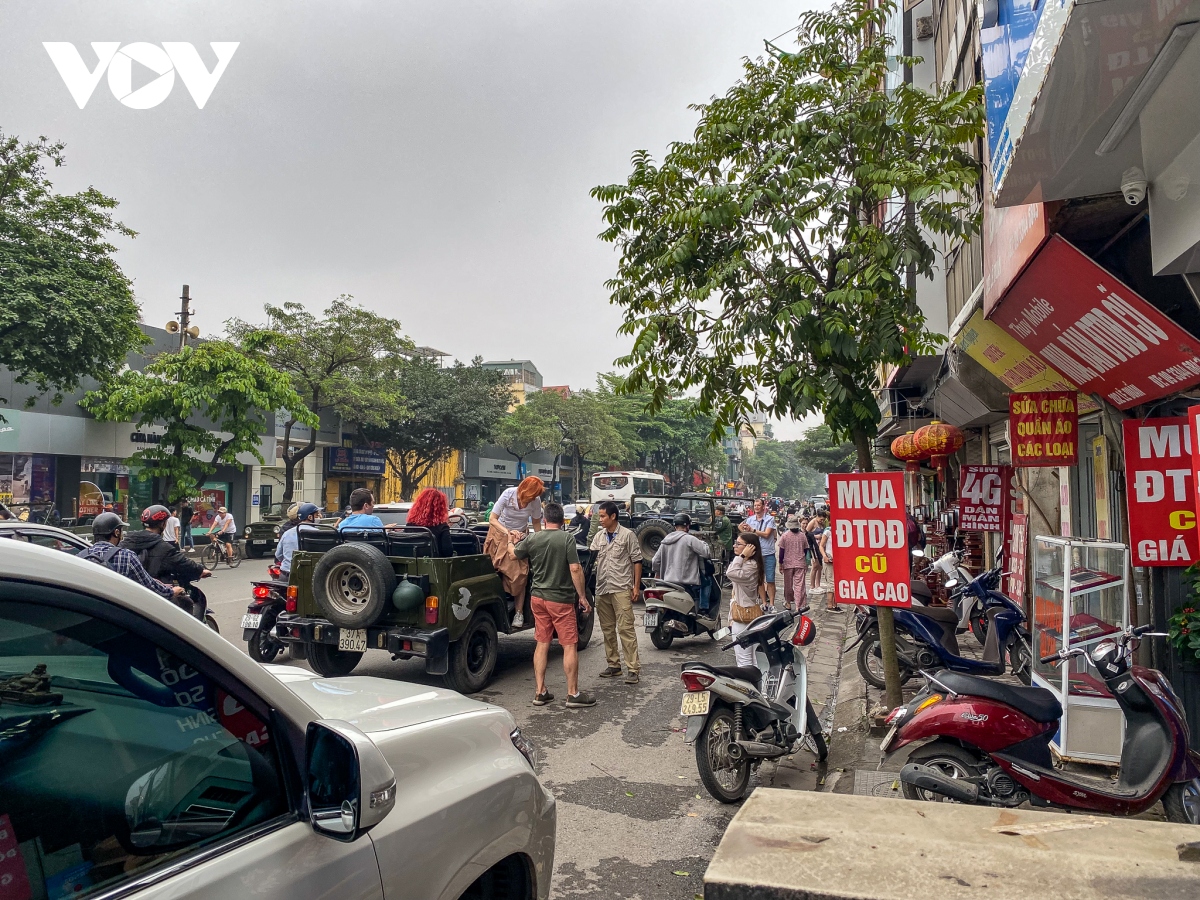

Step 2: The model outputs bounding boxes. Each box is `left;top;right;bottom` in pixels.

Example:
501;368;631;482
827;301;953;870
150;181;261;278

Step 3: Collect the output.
1123;416;1197;566
828;472;911;607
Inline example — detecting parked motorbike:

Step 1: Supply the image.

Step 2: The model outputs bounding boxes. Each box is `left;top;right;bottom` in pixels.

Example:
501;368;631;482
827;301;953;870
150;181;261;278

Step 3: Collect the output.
884;625;1200;823
680;608;828;802
643;574;722;650
243;564;288;662
848;564;1031;688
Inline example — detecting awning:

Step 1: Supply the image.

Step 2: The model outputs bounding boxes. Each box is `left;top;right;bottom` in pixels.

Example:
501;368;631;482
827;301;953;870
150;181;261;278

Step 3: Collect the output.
986;235;1200;408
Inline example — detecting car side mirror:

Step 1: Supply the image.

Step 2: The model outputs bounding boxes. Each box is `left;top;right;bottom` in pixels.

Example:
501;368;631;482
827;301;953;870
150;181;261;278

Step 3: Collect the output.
306;720;396;841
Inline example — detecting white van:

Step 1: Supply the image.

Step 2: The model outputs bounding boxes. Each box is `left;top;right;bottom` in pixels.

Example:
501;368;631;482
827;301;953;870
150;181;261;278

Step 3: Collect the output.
591;470;666;503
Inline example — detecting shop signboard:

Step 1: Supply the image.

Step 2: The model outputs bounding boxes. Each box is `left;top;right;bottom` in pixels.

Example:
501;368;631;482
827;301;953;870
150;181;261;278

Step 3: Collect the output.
478;457;517;479
0;409;19;452
828;472;911;608
959;465;1012;532
1092;435;1112;540
1006;513;1028;601
1008;391;1079;466
982;201;1052;316
1124;416;1197;566
990;236;1200;409
325;446;386;476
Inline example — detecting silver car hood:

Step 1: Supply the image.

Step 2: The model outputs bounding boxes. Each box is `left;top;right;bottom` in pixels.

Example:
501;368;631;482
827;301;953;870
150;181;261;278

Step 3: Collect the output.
264;667;488;733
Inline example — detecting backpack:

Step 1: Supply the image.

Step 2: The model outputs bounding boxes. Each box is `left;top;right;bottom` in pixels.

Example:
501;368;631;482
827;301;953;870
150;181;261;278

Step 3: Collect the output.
84;543;121;568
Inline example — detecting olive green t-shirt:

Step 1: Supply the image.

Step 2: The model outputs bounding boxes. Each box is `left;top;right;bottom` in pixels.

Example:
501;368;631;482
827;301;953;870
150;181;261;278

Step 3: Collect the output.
513;528;580;604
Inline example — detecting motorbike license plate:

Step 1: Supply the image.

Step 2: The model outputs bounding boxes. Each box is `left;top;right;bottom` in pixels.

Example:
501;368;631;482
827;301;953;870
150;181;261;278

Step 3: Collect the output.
680;691;710;717
338;629;368;652
240;614;262;630
644;611;659;629
880;722;899;752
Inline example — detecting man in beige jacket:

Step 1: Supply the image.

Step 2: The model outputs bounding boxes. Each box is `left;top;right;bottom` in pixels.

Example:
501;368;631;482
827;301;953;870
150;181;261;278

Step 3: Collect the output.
590;501;643;684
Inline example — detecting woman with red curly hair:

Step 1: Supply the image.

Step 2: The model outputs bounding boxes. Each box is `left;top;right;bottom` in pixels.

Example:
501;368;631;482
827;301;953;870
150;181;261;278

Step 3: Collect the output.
406;488;454;557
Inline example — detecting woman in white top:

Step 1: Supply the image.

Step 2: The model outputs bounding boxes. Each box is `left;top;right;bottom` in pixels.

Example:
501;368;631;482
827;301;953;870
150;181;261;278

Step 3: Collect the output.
726;532;768;668
485;476;545;628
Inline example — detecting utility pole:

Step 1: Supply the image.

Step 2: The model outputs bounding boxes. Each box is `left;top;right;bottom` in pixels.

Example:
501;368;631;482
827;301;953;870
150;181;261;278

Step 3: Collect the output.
166;284;200;350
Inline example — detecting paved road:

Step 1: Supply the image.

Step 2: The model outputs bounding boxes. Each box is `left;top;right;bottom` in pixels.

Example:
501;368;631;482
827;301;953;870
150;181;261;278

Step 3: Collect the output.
200;557;824;898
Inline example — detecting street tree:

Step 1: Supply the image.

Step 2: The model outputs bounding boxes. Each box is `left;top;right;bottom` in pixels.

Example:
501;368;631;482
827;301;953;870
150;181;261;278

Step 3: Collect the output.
363;357;510;501
524;390;625;499
0;131;145;412
593;0;983;707
795;425;857;474
743;441;821;498
82;341;315;504
492;402;560;480
227;298;411;505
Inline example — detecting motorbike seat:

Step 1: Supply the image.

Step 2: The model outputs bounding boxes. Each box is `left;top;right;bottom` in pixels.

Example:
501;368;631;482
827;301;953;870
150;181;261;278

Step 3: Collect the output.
909;605;961;656
684;661;762;689
935;671;1062;723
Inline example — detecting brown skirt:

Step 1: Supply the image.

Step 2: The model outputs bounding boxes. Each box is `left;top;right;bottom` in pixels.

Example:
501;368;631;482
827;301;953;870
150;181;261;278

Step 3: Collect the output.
484;522;529;600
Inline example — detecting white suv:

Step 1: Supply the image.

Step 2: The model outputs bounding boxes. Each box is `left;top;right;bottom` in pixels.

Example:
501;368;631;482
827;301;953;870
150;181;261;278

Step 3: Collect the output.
0;540;555;900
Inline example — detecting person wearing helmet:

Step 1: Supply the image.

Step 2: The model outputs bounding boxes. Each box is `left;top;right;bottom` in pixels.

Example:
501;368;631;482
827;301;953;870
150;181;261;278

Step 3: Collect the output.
78;512;189;606
651;513;715;619
273;502;320;578
119;505;211;616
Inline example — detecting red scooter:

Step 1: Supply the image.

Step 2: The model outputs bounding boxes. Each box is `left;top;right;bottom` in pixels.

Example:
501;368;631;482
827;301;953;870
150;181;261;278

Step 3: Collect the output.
881;625;1200;824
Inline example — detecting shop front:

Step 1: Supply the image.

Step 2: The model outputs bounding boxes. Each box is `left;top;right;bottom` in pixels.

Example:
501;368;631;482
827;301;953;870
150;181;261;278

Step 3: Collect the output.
463;446;562;507
324;446;386;512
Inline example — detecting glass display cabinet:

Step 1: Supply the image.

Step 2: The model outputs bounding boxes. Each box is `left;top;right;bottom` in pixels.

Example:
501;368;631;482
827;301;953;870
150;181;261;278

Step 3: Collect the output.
1030;536;1129;764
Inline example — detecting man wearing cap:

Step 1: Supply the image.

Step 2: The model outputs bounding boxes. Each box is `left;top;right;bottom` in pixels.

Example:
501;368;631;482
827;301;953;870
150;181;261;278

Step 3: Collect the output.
207;505;238;564
652;513;715;621
274;503;321;578
79;512;189;606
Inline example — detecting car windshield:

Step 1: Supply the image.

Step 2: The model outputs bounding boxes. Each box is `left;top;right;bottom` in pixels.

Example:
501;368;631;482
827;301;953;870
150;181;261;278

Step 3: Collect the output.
374;509;408;526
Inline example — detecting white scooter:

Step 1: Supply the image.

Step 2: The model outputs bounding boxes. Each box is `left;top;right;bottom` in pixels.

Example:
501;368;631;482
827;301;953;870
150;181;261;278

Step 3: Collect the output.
643;576;722;649
679;608;828;802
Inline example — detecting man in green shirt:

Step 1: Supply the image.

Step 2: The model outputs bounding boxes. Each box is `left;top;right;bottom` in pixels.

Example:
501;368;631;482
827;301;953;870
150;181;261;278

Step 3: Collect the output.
514;501;596;708
713;505;735;562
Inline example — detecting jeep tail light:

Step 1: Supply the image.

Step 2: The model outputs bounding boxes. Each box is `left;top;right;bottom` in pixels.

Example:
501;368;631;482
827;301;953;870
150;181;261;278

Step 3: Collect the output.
253;585;271;600
425;595;439;625
286;585;298;613
680;671;715;692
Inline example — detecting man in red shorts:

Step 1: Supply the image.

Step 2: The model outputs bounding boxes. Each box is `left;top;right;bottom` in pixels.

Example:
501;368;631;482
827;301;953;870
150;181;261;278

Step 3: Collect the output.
514;501;596;708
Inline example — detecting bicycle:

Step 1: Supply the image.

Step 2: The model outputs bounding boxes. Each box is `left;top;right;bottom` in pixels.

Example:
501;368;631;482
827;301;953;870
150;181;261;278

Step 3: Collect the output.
203;533;242;569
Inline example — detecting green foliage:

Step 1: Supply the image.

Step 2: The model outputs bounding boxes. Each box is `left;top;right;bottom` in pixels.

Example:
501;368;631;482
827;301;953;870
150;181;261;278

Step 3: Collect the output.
82;342;315;503
364;357;511;500
493;401;560;466
592;0;984;466
226;297;413;502
0;131;146;411
522;390;626;495
1169;566;1200;661
795;424;857;473
742;440;822;498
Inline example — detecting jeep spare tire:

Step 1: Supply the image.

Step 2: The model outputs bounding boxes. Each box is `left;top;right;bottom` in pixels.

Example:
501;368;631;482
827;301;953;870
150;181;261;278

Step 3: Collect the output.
635;519;672;566
313;543;397;628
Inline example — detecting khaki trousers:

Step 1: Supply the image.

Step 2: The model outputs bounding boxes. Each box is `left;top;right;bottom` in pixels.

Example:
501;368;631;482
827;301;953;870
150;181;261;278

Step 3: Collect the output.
597;589;640;673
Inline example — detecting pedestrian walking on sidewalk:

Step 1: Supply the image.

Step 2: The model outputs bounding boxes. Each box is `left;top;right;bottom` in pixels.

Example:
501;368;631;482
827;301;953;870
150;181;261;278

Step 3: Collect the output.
590;501;642;684
777;516;808;612
514;501;596;708
726;533;768;668
811;516;838;612
179;501;195;550
739;498;778;606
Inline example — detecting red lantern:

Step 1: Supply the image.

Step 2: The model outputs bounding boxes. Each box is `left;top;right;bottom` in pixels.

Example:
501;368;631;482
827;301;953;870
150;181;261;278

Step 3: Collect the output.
890;431;929;473
913;421;964;481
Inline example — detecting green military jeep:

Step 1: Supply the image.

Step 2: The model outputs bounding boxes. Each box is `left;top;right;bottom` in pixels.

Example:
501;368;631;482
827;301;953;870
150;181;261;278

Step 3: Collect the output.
243;502;291;558
620;492;740;568
273;524;596;693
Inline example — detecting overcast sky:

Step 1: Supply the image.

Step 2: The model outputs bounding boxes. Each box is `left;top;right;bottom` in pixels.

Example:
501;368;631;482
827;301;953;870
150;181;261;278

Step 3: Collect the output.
2;0;825;438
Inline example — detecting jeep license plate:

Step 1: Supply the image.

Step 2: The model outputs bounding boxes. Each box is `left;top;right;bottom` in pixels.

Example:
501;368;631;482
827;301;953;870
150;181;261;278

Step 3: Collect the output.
338;629;368;652
680;691;710;717
240;614;262;630
253;539;269;545
644;611;659;629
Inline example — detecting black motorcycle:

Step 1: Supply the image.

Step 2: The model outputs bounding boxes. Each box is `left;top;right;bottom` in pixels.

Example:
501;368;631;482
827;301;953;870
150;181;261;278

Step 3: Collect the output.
243;564;287;662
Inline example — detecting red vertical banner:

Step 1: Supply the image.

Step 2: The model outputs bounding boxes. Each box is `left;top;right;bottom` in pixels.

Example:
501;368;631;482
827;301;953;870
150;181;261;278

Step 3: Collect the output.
1009;392;1079;466
959;465;1012;531
1006;513;1028;603
828;472;911;607
1124;416;1197;566
1192;406;1200;539
0;813;32;900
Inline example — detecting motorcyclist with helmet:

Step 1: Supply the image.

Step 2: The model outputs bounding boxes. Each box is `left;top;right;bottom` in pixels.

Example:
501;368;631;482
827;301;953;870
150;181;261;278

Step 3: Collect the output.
652;512;717;621
119;504;211;617
273;502;320;578
78;511;190;607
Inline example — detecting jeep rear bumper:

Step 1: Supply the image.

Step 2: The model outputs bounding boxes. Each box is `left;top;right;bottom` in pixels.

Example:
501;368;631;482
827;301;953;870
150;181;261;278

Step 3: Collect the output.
274;614;450;675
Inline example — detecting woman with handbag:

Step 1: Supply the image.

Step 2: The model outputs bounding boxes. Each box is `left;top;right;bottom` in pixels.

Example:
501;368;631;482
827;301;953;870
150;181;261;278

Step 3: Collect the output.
726;533;769;667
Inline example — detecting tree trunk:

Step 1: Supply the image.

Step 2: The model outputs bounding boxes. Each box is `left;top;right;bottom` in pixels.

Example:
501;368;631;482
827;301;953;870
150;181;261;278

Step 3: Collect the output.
851;425;904;710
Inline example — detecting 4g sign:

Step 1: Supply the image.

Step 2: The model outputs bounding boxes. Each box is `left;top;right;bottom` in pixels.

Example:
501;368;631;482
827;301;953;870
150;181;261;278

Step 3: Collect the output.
960;465;1012;532
828;473;911;608
1123;417;1197;566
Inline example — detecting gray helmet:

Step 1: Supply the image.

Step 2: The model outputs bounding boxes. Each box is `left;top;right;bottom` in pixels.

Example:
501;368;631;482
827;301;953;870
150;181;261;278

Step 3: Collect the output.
672;512;692;528
92;511;129;537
